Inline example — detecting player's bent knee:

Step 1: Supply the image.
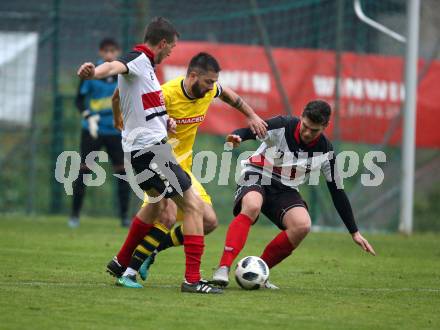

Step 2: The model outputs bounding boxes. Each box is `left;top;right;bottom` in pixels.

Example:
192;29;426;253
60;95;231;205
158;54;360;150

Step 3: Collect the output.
295;222;311;236
158;212;176;229
137;202;160;223
284;210;311;237
203;213;218;234
241;203;261;222
157;200;177;229
240;192;263;221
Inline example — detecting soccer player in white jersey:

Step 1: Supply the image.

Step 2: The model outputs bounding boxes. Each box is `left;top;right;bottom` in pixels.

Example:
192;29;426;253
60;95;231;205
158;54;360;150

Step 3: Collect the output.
78;17;222;294
212;100;376;289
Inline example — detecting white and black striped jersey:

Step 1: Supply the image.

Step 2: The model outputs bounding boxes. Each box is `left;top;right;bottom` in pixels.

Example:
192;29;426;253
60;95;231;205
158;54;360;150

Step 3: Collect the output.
233;115;358;233
116;44;168;152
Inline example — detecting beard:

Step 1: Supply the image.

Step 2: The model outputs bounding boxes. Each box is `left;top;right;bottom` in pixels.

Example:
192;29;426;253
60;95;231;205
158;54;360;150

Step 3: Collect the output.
191;81;207;98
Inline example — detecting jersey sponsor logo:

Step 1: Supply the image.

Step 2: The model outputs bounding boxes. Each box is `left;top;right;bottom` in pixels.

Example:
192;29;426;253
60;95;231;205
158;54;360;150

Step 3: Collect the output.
142;90;165;110
175;115;205;125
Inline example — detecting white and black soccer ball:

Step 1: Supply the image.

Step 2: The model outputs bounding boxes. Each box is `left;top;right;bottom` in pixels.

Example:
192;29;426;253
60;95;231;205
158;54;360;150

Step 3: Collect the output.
235;256;269;290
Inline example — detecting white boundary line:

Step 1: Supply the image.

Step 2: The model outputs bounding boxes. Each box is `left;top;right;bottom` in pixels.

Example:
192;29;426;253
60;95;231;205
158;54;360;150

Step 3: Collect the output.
1;282;439;293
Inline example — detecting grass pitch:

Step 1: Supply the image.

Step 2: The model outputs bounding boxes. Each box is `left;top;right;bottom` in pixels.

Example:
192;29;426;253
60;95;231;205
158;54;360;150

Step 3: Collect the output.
0;215;439;330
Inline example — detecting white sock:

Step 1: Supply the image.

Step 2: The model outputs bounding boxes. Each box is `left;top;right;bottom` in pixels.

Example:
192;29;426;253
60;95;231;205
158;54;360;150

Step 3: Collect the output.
123;267;137;277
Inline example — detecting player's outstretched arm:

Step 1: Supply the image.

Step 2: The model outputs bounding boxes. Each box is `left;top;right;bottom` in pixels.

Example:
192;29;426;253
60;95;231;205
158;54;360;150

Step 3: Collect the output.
111;88;123;131
77;61;127;80
226;126;258;148
227;115;289;147
219;86;267;138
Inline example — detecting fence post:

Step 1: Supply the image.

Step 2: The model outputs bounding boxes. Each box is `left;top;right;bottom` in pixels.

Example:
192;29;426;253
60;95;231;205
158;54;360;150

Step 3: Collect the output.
399;0;420;234
122;0;130;51
50;0;63;214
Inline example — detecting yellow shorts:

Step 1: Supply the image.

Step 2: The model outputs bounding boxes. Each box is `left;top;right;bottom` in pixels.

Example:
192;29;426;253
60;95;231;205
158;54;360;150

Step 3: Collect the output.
141;170;212;222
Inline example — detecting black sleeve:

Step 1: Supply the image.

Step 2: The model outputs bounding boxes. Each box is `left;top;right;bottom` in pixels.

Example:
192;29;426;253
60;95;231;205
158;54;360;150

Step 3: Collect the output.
75;80;87;114
231;127;256;141
116;51;142;74
231;115;290;142
325;157;358;234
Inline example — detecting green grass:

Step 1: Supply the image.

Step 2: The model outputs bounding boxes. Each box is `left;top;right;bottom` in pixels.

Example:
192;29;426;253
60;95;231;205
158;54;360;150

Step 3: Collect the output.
0;216;439;330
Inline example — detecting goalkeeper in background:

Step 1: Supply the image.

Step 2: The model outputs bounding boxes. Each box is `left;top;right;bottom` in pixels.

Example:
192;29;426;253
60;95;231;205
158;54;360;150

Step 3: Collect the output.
69;38;130;228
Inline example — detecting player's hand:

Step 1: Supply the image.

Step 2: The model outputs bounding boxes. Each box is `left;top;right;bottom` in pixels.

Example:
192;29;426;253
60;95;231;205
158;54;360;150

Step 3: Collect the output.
113;114;124;131
167;118;177;134
78;62;95;79
351;231;376;256
247;114;268;139
226;134;242;148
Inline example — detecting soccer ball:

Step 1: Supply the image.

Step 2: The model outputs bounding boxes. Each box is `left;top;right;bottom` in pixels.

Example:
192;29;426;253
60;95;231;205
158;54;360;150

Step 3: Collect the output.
235;256;269;290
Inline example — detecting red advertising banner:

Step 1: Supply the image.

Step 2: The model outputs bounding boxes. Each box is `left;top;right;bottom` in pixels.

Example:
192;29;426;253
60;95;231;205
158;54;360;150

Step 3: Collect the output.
156;41;440;148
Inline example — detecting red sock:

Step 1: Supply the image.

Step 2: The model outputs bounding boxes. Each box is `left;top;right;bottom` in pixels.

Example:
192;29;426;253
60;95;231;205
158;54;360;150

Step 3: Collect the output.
260;231;295;269
116;216;153;267
219;214;253;267
184;235;204;283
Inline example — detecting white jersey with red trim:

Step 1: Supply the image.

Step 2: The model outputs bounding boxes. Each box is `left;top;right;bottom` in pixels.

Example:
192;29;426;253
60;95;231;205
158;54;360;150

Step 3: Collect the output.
235;116;338;190
117;45;168;152
232;115;358;234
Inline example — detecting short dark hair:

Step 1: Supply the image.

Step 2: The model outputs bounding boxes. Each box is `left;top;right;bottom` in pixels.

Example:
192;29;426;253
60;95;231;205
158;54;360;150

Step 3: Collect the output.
99;38;119;50
143;17;179;45
302;100;331;125
187;52;221;75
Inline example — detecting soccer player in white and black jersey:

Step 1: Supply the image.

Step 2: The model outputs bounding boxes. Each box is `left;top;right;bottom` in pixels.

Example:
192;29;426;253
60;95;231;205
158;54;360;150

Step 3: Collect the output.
212;100;376;289
78;17;221;294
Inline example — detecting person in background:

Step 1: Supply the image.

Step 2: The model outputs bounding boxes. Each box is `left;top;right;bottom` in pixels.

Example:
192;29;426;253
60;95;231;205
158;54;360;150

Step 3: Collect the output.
69;38;130;228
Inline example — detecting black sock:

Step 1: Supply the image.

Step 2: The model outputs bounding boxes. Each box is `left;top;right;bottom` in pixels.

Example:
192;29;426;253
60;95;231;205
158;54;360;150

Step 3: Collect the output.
71;168;91;217
115;170;130;219
129;223;169;271
157;224;184;252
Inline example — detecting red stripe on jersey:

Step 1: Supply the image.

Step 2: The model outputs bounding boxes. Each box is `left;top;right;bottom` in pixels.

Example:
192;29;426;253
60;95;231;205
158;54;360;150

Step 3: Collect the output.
142;91;165;110
249;154;297;178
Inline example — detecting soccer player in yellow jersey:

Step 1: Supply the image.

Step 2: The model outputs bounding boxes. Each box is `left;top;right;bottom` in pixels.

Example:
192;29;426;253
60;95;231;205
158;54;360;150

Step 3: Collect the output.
107;52;267;282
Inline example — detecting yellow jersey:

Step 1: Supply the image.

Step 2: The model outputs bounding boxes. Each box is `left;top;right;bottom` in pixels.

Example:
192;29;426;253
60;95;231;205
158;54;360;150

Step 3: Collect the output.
162;76;222;171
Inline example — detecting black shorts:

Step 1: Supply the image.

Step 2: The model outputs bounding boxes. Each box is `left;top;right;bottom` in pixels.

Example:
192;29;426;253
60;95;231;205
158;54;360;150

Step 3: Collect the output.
233;171;308;230
129;141;191;199
80;129;124;166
